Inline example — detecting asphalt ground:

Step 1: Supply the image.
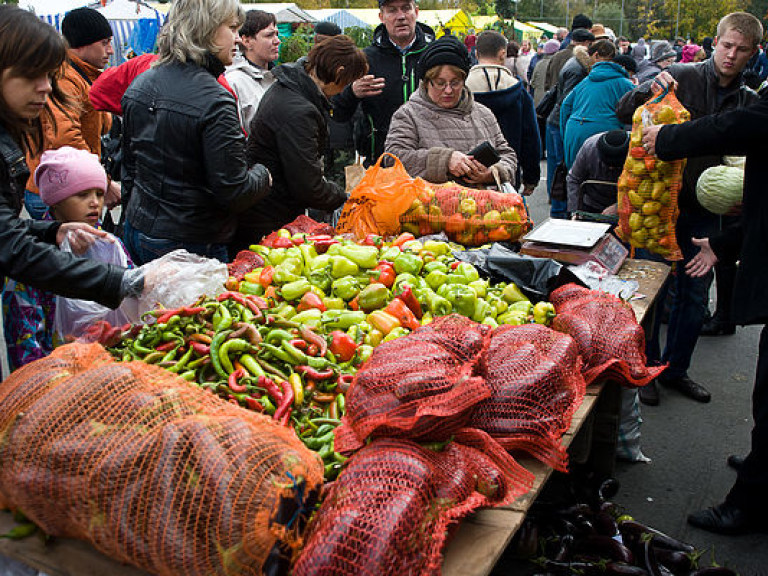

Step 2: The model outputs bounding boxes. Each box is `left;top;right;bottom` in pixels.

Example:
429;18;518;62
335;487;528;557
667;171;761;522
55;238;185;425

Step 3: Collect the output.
1;163;765;574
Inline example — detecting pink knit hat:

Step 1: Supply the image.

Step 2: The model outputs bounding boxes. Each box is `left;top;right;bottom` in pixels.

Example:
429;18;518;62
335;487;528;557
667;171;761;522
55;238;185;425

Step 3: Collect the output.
35;146;107;207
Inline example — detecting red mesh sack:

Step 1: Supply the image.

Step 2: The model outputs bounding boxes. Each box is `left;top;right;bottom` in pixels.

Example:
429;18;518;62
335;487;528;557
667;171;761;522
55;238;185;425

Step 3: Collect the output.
550;284;666;387
616;88;689;261
334;316;492;453
469;324;586;471
260;215;335;247
399;182;532;246
0;343;323;576
293;429;533;576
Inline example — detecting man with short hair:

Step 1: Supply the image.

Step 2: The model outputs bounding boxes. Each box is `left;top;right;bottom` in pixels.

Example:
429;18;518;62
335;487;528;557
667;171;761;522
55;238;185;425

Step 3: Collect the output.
25;7;117;217
616;35;631;55
465;31;540;195
225;10;280;132
332;0;434;164
617;11;763;406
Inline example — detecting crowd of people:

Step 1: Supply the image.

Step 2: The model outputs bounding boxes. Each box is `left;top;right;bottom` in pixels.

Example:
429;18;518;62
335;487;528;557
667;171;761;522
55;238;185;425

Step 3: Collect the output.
0;0;767;538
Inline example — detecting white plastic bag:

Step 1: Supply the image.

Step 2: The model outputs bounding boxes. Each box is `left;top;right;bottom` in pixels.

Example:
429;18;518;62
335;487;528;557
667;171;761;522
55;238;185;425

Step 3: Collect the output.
55;234;131;340
131;249;228;321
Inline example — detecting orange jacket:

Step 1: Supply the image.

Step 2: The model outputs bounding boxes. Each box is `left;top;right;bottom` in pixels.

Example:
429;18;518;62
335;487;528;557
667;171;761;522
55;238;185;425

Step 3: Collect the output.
26;51;112;194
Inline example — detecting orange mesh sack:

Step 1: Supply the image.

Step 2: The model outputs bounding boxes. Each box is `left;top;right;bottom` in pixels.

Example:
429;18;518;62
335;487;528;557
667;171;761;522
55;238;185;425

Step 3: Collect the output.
616;88;689;260
469;323;586;471
399;182;532;246
0;342;323;576
334;316;492;454
550;284;666;387
335;153;432;238
293;430;533;576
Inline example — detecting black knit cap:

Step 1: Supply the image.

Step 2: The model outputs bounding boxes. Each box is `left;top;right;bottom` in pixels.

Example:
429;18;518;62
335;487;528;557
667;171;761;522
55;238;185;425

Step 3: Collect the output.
315;21;341;36
571;13;593;30
62;7;112;49
597;130;630;168
417;36;471;82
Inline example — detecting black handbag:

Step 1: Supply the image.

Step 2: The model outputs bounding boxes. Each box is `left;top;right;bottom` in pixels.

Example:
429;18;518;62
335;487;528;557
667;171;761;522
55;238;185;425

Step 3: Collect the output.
550;161;568;202
535;86;557;119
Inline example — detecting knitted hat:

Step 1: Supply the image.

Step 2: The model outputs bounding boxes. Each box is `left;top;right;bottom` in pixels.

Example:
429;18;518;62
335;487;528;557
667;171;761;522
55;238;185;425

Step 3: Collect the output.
652;41;677;63
314;21;341;37
571;28;595;43
544;39;560;54
680;43;702;63
417;36;471;81
61;7;112;49
571;14;592;31
36;147;107;207
597;130;630;168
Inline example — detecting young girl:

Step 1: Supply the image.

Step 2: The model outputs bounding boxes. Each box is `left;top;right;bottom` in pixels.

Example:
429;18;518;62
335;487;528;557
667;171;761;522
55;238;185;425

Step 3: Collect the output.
2;147;132;369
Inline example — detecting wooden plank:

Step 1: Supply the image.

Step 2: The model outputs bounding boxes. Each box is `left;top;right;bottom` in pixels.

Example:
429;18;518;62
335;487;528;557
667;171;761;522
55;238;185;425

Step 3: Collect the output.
441;510;525;576
618;259;670;324
0;511;148;576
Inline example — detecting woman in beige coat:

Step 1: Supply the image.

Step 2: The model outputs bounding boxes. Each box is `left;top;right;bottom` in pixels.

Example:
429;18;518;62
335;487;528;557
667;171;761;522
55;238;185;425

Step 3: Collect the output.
384;36;517;187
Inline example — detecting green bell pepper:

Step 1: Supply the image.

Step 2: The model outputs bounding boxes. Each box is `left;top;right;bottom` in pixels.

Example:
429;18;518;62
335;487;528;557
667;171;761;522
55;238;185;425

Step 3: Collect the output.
329;255;359;278
471;299;493;322
339;244;379;269
379;245;402;261
332;277;360;301
321;310;367;330
357;282;389;312
393;252;423;276
322;296;346;310
239;281;264;296
267;247;288;266
285;246;303;262
423;261;448;275
481;316;499;329
443;284;478;318
423;287;452;316
508;300;534;315
421;240;451;257
533;301;557;326
281;278;311;301
502;283;528;304
310;254;332;271
292;308;322;327
308;265;333;293
394;272;420;292
383;326;410;342
454;262;480;283
498;310;529;325
299;243;317;269
425;270;448;291
468;279;488;299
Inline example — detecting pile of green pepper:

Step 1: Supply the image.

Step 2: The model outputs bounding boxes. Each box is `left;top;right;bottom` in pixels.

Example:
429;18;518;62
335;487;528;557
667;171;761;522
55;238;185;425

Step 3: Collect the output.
107;229;558;481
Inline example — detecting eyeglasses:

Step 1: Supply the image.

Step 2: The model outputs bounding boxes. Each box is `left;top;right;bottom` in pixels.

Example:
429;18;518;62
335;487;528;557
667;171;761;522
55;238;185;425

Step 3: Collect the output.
430;79;463;91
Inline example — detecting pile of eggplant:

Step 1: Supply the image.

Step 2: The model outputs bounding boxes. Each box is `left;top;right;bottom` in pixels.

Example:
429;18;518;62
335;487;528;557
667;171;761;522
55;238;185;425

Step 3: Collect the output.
513;478;737;576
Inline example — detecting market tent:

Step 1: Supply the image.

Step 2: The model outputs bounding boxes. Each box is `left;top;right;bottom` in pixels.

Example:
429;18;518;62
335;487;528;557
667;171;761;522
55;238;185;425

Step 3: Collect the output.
95;0;165;64
23;0;92;31
513;20;544;42
526;21;559;38
418;9;473;37
345;9;382;28
472;15;501;30
242;3;316;24
306;9;371;31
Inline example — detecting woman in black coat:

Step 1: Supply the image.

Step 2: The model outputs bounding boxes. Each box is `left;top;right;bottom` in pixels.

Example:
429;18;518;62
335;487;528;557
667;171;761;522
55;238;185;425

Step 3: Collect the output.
0;6;138;309
241;35;368;246
644;89;768;535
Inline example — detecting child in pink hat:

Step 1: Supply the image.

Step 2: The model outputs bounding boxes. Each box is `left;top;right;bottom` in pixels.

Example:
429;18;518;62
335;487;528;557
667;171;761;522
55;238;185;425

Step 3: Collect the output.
2;148;132;370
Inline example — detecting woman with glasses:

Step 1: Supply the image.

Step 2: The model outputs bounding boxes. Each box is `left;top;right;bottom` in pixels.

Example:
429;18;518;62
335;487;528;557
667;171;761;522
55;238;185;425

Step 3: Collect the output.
385;36;517;187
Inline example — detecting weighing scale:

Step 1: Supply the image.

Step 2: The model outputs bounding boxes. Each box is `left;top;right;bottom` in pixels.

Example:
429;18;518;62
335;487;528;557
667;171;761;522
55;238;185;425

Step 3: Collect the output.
519;219;628;274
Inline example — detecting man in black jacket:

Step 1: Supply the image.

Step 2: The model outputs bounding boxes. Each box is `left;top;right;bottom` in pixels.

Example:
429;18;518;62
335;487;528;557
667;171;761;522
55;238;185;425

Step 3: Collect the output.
615;11;762;406
331;0;434;165
642;87;768;537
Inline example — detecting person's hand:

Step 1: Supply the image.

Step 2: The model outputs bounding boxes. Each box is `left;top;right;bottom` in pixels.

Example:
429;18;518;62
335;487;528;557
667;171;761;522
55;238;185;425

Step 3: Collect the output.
463;159;494;184
351;75;385;98
521;183;536;196
642;124;664;156
57;222;112;255
651;71;677;94
448;151;476;178
602;203;619;216
685;237;718;277
105;180;121;210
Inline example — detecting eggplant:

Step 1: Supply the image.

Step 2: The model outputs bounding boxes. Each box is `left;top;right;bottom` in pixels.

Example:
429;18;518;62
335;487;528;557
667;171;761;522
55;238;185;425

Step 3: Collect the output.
620;520;696;553
688;569;738;576
594;511;620;537
642;539;675;576
654;547;698;574
553;533;574;562
573;534;634;564
599;478;621;500
605;563;651;575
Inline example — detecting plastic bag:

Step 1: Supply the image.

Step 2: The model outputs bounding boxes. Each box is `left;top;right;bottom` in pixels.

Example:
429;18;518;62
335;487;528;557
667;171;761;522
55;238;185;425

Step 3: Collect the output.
400;181;532;246
454;243;586;301
616;88;689;260
55;234;131;340
336;153;429;238
133;249;227;321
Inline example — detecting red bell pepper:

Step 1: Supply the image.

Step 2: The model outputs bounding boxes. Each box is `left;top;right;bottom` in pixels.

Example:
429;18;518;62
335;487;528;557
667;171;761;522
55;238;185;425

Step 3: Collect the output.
272;236;294;249
373;262;396;288
328;330;358;362
392;232;416;248
259;265;275;288
297;291;326;312
307;234;339;254
384;298;420;330
362;233;383;247
396;284;423;319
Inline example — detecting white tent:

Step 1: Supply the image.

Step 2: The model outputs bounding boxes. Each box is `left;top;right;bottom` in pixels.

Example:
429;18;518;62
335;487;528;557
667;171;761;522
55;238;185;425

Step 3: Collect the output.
306;9;372;31
97;0;161;20
243;3;316;24
19;0;92;17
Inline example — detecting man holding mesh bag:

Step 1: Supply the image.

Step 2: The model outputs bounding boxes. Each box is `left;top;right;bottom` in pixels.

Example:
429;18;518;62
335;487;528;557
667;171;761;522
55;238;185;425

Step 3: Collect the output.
614;12;762;406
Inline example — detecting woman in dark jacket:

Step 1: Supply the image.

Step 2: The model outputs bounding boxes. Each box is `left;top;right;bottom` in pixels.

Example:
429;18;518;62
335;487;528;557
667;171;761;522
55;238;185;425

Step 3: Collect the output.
0;6;137;311
244;36;368;243
122;0;271;264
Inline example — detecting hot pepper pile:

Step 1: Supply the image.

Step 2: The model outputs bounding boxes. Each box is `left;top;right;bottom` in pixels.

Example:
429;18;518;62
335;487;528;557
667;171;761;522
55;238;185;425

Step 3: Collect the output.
107;229;557;480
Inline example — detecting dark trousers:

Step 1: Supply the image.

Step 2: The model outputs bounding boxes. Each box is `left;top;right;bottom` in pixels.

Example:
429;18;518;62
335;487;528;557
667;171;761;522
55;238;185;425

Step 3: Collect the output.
727;324;768;515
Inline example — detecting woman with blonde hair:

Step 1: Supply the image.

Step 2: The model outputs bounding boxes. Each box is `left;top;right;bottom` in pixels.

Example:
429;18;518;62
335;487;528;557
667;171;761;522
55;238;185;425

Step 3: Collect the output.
122;0;271;264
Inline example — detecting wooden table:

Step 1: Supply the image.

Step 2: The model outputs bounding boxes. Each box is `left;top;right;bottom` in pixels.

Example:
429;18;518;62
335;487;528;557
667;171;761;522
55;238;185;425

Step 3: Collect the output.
0;258;670;576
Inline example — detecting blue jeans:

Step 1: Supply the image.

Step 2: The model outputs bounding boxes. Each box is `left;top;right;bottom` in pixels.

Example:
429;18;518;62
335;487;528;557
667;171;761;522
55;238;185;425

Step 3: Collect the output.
24;190;48;220
545;123;567;219
647;211;718;380
123;221;229;266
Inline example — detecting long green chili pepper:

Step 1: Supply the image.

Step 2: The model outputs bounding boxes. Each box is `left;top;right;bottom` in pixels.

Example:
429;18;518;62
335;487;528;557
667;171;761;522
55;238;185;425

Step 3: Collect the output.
218;338;252;374
167;346;194;373
212;304;233;331
210;330;233;379
259;342;293;364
